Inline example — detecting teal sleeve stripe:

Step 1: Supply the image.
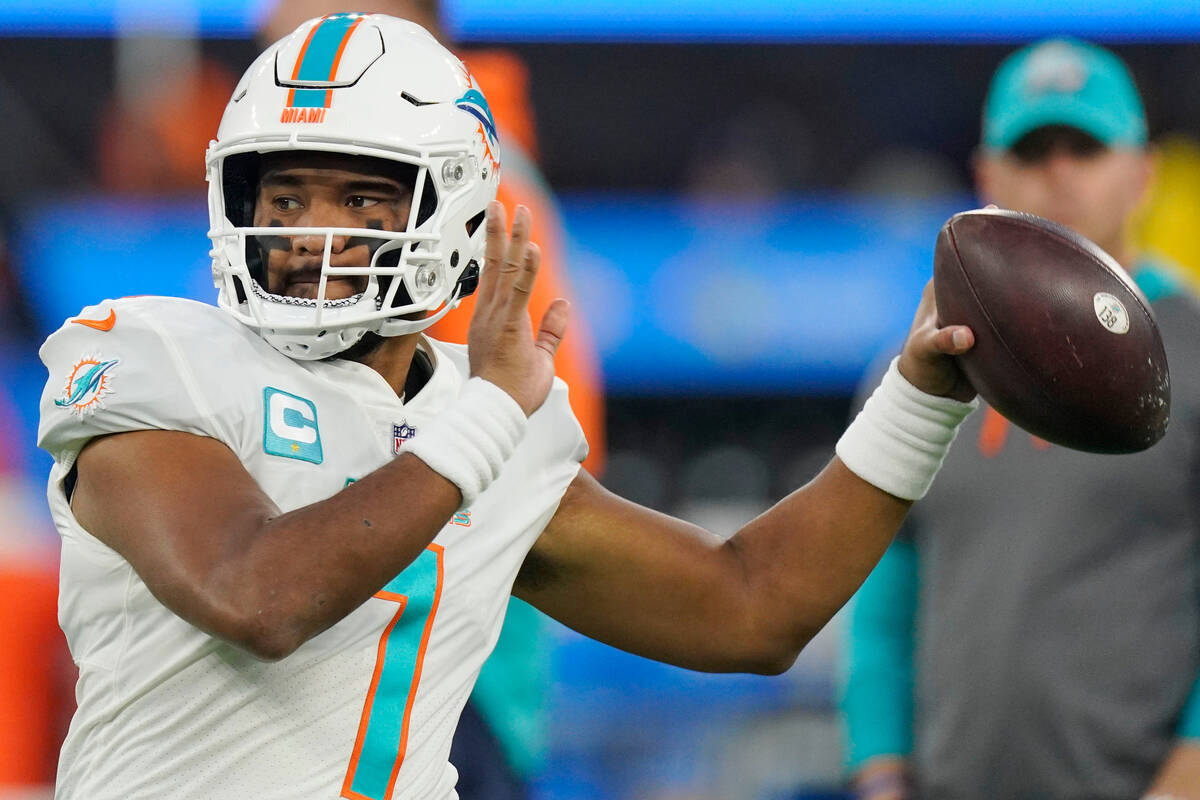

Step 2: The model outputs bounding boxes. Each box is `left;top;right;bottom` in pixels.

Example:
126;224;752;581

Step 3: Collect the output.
1175;670;1200;739
839;537;919;771
470;598;550;777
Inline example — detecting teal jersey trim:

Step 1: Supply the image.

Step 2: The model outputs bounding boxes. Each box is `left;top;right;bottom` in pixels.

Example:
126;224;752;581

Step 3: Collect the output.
1132;256;1184;304
469;598;550;778
1177;671;1200;740
839;537;919;770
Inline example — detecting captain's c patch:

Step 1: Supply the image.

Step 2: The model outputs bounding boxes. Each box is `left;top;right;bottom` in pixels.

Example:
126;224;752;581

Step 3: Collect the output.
263;387;323;463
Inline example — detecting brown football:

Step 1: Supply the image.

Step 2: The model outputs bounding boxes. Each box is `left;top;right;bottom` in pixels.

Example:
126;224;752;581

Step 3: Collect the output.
933;208;1170;454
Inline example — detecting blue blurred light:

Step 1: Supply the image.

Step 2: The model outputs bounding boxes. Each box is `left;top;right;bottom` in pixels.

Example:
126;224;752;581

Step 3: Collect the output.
0;0;272;36
561;192;967;393
444;0;1200;42
14;194;213;331
0;0;1197;40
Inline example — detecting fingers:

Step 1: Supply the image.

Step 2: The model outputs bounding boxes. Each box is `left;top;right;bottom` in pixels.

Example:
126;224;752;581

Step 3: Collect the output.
535;298;570;359
510;242;540;306
911;279;972;357
933;325;974;355
478;200;507;301
478;202;537;312
497;205;531;299
466;201;557;416
930;280;973;355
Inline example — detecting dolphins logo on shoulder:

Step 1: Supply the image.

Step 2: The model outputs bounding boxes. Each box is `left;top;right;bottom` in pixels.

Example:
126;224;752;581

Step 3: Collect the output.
56;356;119;416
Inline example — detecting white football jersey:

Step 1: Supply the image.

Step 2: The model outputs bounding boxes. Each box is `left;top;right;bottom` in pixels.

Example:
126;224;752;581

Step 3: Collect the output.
37;296;586;800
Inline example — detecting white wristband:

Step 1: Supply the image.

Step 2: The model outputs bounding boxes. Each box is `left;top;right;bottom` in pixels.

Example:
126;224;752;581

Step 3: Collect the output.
836;357;978;501
404;377;527;508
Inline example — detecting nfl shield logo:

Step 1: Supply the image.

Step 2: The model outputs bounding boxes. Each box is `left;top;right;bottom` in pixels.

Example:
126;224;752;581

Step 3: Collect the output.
393;422;417;454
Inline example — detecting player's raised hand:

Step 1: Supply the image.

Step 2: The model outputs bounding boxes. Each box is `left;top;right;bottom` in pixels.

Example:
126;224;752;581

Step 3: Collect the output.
468;201;570;416
897;279;976;402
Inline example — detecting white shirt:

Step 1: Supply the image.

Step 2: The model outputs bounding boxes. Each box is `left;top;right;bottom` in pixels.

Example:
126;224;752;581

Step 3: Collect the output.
38;296;586;800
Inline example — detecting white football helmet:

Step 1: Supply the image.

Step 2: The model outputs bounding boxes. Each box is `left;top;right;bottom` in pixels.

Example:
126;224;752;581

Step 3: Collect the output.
206;13;501;359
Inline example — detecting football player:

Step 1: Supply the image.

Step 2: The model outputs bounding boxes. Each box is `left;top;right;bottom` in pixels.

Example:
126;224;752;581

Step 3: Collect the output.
39;14;976;799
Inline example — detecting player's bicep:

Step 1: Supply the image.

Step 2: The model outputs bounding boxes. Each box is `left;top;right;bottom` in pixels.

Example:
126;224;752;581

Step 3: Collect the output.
517;470;716;594
516;470;766;671
72;430;279;630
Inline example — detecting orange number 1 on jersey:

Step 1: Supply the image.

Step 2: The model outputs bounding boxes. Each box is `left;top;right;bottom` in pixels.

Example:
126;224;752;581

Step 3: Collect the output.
342;545;444;800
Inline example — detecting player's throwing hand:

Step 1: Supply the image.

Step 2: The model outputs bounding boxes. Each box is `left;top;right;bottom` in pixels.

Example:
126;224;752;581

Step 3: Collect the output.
468;201;570;417
896;279;976;402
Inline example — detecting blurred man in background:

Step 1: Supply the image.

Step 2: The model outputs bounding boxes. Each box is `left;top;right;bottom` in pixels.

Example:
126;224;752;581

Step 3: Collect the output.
841;38;1200;800
261;5;604;798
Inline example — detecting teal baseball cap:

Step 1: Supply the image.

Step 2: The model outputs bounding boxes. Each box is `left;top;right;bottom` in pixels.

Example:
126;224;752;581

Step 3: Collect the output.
982;38;1147;152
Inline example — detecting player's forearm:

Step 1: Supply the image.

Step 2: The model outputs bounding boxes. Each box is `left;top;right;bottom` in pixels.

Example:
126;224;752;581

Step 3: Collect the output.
517;472;786;673
218;369;534;657
211;454;461;659
635;461;909;673
723;457;910;668
73;430;464;662
519;464;908;674
523;319;973;673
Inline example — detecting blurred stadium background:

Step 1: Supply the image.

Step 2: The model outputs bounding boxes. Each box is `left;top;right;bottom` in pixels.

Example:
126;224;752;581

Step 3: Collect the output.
3;1;1200;798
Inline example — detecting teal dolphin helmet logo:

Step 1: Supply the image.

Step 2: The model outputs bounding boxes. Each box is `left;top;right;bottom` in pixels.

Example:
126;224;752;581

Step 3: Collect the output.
455;88;499;146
